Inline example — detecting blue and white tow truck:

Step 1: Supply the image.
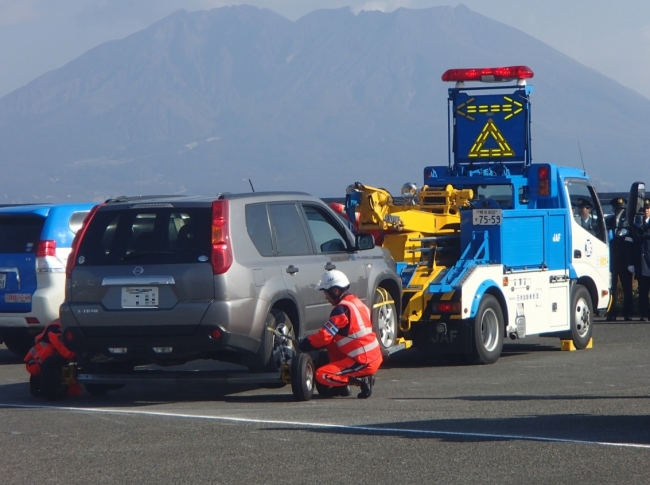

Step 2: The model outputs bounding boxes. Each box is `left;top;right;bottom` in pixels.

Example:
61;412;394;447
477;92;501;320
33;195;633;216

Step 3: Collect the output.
346;66;610;364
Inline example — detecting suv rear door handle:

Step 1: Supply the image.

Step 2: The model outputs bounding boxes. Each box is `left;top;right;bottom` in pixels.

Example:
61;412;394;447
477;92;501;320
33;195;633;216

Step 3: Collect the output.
286;265;299;274
324;262;336;271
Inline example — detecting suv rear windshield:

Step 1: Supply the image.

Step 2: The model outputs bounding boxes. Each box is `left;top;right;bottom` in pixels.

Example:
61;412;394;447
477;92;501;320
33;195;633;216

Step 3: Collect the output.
77;207;212;265
0;216;45;253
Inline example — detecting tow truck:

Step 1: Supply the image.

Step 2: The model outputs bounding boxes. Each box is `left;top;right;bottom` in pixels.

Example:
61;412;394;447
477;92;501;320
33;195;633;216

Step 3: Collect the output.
344;66;610;364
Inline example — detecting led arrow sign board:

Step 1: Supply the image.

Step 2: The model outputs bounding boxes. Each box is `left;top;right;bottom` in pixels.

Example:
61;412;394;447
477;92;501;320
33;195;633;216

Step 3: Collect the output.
453;90;529;164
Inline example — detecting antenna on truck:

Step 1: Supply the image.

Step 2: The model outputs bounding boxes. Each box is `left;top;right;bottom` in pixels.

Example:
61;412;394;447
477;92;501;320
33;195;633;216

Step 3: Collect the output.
577;142;587;175
248;179;255;193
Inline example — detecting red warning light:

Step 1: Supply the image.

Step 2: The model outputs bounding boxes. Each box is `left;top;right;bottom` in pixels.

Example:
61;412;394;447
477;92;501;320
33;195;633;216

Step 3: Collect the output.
538;165;550;196
442;66;534;83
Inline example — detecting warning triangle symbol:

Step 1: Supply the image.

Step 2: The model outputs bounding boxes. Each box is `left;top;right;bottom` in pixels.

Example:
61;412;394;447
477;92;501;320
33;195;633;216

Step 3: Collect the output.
468;119;514;158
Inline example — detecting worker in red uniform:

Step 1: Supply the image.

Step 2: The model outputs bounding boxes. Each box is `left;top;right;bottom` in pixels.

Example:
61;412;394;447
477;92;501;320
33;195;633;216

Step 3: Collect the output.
25;319;81;398
299;270;382;398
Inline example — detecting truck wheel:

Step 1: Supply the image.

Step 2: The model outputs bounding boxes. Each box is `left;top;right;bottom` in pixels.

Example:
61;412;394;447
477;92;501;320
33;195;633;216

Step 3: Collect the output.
250;310;294;379
40;355;68;401
468;294;504;365
290;352;314;401
3;332;35;358
372;288;398;357
568;284;593;349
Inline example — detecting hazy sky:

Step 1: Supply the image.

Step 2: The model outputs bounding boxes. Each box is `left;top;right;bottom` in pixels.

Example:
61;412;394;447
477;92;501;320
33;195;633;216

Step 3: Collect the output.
1;0;649;100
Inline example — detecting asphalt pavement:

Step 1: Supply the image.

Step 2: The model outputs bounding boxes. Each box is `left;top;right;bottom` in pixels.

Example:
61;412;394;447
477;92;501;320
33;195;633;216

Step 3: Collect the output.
1;318;649;484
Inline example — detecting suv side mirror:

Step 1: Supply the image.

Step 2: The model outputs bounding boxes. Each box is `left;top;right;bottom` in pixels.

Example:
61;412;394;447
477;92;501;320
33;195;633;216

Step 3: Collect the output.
356;233;375;250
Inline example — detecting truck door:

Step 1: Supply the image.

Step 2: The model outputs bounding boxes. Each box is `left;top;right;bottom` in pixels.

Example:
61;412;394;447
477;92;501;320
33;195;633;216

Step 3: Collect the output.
566;181;610;309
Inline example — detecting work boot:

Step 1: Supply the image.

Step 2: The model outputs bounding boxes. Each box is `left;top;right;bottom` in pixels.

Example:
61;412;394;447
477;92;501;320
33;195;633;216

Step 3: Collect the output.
357;376;375;399
605;314;617;322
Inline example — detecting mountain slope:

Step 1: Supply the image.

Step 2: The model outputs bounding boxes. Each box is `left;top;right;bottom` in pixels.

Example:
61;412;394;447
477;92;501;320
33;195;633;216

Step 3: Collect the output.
0;4;647;202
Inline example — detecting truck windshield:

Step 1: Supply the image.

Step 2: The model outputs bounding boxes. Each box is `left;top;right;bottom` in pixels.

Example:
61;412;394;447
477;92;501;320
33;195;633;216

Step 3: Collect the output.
472;184;513;209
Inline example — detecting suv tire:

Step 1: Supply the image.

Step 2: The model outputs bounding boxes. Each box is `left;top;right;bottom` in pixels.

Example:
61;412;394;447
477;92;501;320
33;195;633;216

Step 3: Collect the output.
249;309;295;373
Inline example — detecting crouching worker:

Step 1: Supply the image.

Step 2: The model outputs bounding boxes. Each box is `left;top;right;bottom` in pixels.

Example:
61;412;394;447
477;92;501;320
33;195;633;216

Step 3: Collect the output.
25;319;81;399
299;270;382;399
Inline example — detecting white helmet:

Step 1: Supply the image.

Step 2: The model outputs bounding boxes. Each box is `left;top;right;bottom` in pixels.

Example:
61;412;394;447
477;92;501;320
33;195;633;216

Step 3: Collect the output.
317;270;350;291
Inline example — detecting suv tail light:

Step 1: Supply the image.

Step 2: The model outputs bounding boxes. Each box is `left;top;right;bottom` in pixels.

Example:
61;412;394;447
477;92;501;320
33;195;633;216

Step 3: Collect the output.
36;240;56;257
211;200;233;274
36;240;63;273
66;204;102;277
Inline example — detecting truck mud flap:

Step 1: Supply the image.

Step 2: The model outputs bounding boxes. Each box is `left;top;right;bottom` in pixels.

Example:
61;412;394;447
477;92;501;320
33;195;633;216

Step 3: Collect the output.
411;320;473;354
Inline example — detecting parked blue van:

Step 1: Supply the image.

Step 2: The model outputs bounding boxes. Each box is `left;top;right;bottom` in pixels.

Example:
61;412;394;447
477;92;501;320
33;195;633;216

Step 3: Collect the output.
0;203;96;356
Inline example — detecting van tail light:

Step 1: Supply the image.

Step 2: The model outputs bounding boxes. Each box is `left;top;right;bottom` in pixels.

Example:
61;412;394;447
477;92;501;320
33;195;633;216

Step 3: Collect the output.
211;200;233;275
66;204;102;278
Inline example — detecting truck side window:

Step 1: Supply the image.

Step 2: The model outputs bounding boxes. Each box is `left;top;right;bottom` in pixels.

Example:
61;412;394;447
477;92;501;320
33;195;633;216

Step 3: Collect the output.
566;183;606;243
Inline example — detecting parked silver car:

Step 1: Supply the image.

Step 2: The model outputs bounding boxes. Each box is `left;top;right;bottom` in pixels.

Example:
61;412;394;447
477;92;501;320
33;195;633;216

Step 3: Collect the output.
60;192;401;374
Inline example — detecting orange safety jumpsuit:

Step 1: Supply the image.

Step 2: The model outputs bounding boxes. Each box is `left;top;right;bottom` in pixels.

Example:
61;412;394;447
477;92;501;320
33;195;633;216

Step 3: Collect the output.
302;293;382;387
24;319;81;396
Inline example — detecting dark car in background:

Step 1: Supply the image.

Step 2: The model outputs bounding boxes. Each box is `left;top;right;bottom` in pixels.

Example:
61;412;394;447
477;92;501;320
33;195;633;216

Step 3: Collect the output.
60;192;401;378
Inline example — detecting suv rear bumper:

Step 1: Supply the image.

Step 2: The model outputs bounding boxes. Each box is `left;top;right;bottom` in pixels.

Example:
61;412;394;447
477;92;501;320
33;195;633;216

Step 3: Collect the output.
61;323;260;365
0;287;62;331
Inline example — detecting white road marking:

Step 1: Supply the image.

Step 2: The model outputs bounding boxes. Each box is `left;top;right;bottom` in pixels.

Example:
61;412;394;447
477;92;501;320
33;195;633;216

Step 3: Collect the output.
2;402;649;450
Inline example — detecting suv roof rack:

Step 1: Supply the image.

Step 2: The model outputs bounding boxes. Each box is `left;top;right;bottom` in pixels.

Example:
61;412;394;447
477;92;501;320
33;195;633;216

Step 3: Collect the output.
104;195;190;204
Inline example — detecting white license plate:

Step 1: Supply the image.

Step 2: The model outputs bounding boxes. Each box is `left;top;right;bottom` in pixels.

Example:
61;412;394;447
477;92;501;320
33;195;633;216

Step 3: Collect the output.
5;293;31;303
121;287;158;308
473;209;503;225
0;274;5;290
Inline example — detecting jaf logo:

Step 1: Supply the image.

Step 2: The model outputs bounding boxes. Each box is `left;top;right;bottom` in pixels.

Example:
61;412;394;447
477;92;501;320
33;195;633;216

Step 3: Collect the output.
552;233;561;242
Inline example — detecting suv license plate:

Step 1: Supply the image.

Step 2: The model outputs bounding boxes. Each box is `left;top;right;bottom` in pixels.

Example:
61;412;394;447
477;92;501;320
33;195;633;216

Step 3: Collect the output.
121;287;158;308
473;209;503;225
0;274;5;290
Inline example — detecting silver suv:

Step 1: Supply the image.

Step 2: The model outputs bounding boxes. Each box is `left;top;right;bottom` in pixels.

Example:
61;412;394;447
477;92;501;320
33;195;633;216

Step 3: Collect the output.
60;192;401;373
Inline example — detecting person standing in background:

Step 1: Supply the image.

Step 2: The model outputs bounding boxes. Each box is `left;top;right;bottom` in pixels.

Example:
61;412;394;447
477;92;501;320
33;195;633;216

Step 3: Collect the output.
628;200;650;321
607;197;634;321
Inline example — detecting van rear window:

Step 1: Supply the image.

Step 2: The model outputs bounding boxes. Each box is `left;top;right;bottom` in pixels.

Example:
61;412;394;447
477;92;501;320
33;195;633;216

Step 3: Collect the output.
76;208;212;265
0;216;45;253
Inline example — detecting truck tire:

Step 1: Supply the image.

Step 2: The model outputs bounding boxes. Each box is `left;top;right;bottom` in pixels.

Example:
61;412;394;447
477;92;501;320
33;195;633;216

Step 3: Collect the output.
568;284;593;349
468;294;504;365
290;352;314;401
250;309;295;377
372;288;398;357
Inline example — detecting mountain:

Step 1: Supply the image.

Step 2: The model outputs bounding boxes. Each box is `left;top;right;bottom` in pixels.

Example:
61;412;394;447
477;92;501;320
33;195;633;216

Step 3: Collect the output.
0;4;648;203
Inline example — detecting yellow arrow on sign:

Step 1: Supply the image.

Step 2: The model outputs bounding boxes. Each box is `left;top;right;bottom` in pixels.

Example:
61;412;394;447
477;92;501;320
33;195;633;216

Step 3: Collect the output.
456;96;524;121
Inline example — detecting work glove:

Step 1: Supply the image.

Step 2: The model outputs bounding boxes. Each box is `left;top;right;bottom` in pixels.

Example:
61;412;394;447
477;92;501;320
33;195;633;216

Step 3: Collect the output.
628;265;635;274
298;337;317;352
